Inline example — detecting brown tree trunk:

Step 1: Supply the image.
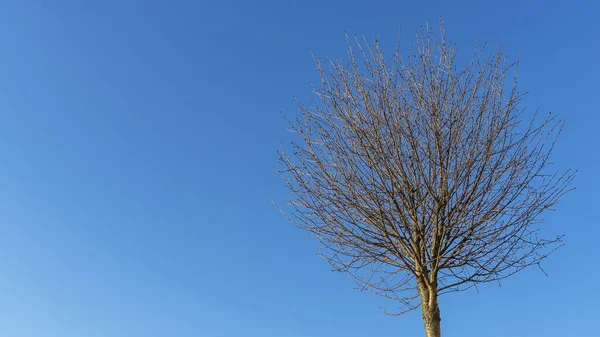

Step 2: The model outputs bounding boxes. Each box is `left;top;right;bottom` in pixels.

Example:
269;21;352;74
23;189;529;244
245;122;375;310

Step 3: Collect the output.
421;300;441;337
418;280;441;337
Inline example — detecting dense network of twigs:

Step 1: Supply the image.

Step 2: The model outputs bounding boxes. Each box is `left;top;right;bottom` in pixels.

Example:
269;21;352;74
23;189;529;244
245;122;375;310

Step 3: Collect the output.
277;24;574;318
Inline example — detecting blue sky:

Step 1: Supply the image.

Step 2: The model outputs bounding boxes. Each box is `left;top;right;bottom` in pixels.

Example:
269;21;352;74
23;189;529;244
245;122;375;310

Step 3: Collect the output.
0;1;597;336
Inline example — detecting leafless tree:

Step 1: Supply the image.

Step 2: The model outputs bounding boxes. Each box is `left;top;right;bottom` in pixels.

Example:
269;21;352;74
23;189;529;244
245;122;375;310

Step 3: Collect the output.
277;23;574;337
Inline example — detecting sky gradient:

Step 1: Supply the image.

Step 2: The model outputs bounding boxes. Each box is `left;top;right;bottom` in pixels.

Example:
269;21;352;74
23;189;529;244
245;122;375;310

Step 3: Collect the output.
0;1;598;336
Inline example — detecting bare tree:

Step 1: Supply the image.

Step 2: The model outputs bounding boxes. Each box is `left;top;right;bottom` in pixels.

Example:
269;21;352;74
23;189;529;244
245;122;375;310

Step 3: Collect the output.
277;23;575;337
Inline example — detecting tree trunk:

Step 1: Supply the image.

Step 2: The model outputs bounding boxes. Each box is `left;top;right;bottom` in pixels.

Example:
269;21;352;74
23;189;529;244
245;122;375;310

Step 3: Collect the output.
418;280;441;337
421;300;441;337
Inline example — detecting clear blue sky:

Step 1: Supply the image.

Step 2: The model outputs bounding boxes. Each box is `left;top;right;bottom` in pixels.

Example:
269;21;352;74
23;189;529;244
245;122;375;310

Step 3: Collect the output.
0;1;597;336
